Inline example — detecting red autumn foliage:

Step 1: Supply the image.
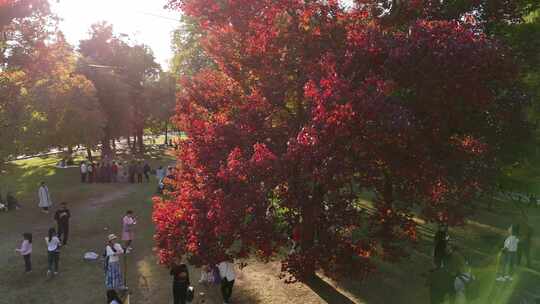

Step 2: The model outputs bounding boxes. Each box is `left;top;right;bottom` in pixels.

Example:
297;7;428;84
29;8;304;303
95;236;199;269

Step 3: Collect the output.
154;0;530;282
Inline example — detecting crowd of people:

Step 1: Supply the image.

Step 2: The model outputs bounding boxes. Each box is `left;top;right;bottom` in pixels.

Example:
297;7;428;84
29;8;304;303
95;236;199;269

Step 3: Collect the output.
79;160;153;184
11;163;236;304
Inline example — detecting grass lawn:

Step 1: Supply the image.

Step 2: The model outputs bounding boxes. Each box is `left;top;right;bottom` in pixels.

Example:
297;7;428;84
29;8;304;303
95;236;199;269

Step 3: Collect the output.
1;153;540;304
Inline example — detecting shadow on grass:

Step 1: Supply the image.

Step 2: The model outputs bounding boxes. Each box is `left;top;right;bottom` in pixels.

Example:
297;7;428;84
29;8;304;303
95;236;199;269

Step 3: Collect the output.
305;275;356;304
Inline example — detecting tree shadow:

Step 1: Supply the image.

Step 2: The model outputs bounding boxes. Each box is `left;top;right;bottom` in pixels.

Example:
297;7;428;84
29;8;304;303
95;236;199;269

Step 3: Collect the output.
305;275;357;304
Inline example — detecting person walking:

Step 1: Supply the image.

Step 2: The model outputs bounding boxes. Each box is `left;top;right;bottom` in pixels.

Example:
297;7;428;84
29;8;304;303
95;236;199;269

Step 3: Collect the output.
38;182;53;213
497;228;520;282
45;227;61;276
156;166;166;184
111;162;119;183
128;162;135;184
136;162;143;184
6;190;21;211
121;211;137;250
15;233;32;273
143;162;151;183
88;162;95;183
54;202;71;246
105;234;124;291
80;161;88;183
171;263;191;304
218;259;236;304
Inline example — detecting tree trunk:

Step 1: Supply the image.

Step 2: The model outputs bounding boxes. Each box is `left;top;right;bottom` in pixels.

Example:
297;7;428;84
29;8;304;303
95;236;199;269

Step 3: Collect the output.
127;135;132;151
111;139;117;156
131;134;137;153
67;146;73;156
102;129;112;158
136;128;144;154
164;123;168;146
299;183;324;280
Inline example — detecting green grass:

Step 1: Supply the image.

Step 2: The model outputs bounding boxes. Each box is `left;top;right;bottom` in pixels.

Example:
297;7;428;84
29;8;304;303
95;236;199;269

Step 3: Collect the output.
2;153;540;304
0;154;175;304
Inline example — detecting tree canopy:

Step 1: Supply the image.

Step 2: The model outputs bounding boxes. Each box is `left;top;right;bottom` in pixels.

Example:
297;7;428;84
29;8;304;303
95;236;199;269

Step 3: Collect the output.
154;0;532;282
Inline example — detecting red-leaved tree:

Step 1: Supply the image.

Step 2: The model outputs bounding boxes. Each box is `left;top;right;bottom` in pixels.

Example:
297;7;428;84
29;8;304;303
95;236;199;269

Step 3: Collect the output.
154;0;530;282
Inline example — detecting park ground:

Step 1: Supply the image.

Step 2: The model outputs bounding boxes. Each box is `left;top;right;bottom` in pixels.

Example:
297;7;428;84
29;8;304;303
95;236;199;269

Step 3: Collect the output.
1;151;540;304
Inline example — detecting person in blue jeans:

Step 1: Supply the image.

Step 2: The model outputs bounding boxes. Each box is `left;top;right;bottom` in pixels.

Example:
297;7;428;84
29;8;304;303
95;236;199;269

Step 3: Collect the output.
496;228;520;282
45;227;61;276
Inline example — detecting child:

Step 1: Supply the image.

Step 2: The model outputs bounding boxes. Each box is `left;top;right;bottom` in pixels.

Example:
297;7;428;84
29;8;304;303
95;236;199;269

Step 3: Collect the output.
45;227;61;276
15;233;32;273
121;210;137;250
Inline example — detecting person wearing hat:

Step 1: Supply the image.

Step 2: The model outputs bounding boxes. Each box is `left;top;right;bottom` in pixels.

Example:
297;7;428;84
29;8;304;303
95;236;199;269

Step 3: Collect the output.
105;234;124;291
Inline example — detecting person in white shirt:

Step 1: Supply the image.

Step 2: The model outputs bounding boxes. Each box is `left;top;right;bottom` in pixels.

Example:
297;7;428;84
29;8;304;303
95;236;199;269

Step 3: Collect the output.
15;233;32;273
45;228;61;276
105;234;125;290
80;162;88;183
38;181;53;213
496;229;520;282
218;259;237;304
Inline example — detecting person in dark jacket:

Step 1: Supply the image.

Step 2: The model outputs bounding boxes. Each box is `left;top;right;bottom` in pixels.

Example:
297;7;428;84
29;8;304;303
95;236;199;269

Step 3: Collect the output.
143;162;151;183
136;162;143;184
54;202;71;245
170;263;190;304
6;191;20;211
433;224;449;268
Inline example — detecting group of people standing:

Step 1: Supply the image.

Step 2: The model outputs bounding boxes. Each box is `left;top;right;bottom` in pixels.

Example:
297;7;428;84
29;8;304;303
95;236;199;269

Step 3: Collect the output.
17;179;140;304
101;210;138;304
15;201;70;276
427;214;534;304
428;225;473;304
80;160;152;184
169;259;237;304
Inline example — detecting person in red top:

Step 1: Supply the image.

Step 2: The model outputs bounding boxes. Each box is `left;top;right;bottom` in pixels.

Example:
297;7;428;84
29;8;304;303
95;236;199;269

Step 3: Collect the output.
111;162;119;183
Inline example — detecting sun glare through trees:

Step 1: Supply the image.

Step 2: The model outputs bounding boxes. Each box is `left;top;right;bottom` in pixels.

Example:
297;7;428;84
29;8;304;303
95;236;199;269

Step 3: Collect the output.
1;0;540;304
